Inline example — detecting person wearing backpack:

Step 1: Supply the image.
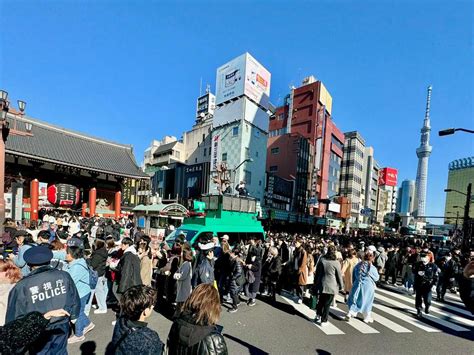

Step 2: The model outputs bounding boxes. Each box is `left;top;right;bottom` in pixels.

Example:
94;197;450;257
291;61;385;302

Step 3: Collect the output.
65;237;95;344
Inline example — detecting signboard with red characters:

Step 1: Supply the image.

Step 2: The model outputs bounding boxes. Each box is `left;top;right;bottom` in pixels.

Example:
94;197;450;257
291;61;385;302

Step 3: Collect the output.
47;184;80;206
379;167;398;187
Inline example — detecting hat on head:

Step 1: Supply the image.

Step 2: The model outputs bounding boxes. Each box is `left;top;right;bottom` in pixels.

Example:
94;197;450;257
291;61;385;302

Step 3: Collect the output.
67;237;84;249
198;242;215;251
24;245;53;265
368;245;377;252
221;235;230;241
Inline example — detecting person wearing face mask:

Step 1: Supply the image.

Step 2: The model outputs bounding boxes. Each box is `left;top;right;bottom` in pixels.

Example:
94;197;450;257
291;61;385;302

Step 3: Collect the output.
413;252;438;317
436;252;456;301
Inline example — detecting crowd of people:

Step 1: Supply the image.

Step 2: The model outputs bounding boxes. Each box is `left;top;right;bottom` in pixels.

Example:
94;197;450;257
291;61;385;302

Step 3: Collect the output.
0;213;473;354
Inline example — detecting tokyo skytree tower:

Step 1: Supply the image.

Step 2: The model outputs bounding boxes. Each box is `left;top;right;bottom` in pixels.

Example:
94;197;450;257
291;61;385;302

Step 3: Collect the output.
415;85;433;219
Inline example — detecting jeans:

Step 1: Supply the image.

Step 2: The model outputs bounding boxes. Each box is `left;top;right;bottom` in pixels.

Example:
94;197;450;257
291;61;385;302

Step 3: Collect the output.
29;322;69;355
85;276;108;315
76;293;92;336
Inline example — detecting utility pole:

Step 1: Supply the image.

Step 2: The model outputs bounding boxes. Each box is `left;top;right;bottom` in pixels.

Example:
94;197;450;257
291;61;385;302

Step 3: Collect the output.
462;182;472;255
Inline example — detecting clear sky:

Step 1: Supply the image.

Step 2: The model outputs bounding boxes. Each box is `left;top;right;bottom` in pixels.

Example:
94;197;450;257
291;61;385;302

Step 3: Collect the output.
1;0;473;221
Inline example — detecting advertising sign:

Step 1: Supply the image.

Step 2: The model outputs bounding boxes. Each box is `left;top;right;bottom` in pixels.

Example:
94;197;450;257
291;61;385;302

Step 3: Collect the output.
379;167;398;186
210;134;221;171
215;53;271;109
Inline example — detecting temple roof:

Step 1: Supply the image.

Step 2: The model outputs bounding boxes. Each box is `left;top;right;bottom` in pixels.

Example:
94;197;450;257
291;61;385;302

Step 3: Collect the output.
5;114;148;179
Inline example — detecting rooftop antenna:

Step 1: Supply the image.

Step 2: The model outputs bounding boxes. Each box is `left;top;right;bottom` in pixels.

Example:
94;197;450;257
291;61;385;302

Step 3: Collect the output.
199;77;203;96
206;84;210;94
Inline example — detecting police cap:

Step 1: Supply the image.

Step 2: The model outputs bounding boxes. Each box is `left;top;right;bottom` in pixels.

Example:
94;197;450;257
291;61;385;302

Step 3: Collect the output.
24;245;53;265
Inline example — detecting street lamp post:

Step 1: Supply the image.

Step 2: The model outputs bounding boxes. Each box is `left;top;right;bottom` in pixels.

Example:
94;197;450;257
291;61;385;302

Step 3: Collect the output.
1;89;33;233
438;128;474;136
445;183;472;254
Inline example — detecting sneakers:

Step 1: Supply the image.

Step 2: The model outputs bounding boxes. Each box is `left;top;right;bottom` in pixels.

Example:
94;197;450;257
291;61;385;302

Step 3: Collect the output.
94;309;107;314
68;335;85;344
344;314;352;322
416;309;422;318
247;299;256;307
363;317;374;323
314;315;321;323
83;322;95;335
425;306;430;314
320;321;328;327
228;308;238;313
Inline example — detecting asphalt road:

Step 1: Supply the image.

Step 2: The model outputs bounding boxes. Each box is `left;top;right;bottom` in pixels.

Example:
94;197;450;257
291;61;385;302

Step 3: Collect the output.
69;286;474;355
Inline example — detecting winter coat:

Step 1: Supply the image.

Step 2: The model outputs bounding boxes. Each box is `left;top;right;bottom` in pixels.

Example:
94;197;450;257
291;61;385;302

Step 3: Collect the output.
314;258;343;295
245;250;262;294
90;247;108;277
193;258;215;287
0;311;50;355
6;266;80;324
175;261;193;303
140;255;153;287
229;259;244;295
107;317;163;355
293;247;308;286
385;251;399;272
167;311;228;355
341;257;359;293
347;261;379;314
278;242;290;264
262;256;282;283
413;262;438;290
117;247;143;294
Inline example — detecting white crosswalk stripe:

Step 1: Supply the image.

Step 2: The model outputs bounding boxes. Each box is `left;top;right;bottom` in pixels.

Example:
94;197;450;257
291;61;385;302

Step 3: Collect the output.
279;286;473;336
374;292;469;331
382;284;472;317
376;288;474;327
334;294;412;333
281;294;345;335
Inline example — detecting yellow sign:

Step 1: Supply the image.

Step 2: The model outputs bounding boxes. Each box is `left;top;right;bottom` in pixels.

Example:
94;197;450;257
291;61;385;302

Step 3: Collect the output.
319;82;333;115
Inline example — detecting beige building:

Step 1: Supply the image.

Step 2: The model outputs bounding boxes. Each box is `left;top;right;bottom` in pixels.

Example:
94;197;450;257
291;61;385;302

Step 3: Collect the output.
444;157;474;225
143;136;185;173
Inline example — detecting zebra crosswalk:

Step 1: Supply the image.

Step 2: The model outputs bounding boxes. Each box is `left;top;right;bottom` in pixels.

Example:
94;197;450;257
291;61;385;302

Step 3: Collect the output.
280;286;473;336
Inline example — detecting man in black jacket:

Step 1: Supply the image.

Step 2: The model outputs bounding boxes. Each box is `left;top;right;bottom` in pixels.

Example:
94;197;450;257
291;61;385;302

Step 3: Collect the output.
117;238;142;294
6;245;80;354
413;252;439;317
384;244;400;285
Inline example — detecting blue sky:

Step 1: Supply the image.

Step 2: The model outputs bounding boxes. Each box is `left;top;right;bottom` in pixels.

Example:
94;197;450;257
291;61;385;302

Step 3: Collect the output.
1;0;472;220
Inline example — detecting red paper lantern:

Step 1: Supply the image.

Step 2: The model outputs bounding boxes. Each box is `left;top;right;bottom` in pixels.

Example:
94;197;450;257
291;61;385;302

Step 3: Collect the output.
47;184;80;206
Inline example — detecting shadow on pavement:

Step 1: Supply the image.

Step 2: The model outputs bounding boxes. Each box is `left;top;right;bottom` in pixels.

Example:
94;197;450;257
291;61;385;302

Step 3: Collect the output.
224;333;269;355
316;349;332;355
80;341;96;355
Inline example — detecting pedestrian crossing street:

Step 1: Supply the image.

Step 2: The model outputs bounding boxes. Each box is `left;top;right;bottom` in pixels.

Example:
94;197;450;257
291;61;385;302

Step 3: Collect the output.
281;285;474;336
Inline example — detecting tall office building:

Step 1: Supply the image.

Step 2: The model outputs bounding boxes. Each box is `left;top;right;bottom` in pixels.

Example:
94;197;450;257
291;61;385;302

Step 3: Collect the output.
362;147;380;219
209;53;272;203
340;131;366;226
444;157;474;224
268;76;344;217
414;86;433;218
397;179;415;214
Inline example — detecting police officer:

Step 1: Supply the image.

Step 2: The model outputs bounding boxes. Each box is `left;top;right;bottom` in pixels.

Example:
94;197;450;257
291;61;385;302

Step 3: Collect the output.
6;245;80;354
413;252;438;317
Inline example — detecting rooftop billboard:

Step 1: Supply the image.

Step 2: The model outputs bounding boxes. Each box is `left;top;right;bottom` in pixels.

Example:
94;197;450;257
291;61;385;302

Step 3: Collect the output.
215;53;271;109
379;167;398;187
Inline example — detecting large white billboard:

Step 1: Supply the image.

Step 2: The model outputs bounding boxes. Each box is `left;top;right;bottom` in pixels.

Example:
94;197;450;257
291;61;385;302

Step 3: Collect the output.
215;53;271;109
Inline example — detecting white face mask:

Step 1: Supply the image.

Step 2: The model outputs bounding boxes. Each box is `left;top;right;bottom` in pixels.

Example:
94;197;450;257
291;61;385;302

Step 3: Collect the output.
445;256;451;261
422;258;429;265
